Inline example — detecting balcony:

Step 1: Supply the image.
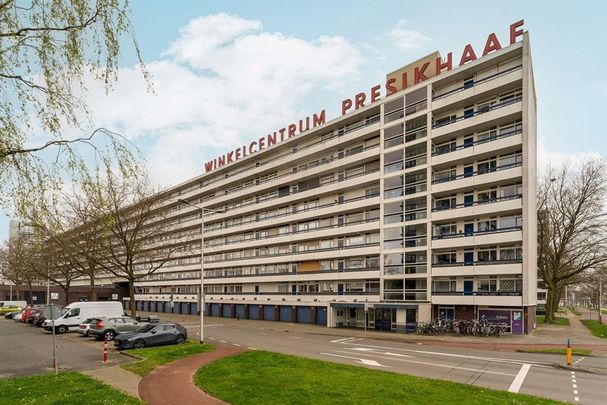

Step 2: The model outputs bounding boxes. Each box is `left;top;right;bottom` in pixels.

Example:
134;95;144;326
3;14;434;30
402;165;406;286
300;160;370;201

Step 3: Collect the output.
431;129;522;167
431;98;522;140
431;260;522;277
431;162;522;194
432;65;523;109
431;291;522;306
205;267;380;282
205;292;381;305
431;226;522;249
431;194;522;221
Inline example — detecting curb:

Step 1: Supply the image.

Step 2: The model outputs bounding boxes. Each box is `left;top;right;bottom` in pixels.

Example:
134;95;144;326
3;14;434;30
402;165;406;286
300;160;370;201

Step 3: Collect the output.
119;351;145;361
555;364;607;375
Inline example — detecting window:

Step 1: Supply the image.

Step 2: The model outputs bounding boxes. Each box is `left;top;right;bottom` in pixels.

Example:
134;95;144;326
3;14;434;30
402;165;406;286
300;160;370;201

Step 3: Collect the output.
500;215;522;229
477;158;497;174
477;189;497;204
500;152;522;167
478;279;497;292
433;223;456;238
478;220;497;232
66;308;80;318
477;248;497;262
500;246;522;261
384;254;403;266
501;183;522;197
434;251;457;265
435;196;456;210
433;167;456;182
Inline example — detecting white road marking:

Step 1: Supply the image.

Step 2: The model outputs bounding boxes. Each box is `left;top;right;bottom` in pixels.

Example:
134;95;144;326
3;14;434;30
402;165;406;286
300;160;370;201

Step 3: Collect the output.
219;340;227;343
291;336;302;339
339;341;551;367
344;347;412;358
330;337;356;343
349;347;376;352
208;337;215;340
331;350;515;377
359;359;389;367
574;390;578;395
508;363;531;393
248;347;258;350
573;384;577;388
574;397;579;402
233;343;241;347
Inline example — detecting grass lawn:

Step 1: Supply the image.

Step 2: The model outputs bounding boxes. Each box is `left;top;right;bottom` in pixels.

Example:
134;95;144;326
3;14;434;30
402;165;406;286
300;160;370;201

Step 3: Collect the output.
536;316;570;326
581;320;607;339
517;348;592;356
121;342;213;376
0;371;142;404
195;351;563;405
568;306;582;316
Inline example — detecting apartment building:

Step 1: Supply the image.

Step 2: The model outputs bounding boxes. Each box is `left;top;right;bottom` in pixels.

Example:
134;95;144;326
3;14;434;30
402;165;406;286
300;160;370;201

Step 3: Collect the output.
118;26;537;334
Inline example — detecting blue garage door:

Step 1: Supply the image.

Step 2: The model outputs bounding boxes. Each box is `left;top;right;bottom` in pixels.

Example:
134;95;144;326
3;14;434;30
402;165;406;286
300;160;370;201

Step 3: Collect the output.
248;305;260;320
149;301;155;312
123;301;129;310
204;304;210;316
235;305;245;319
190;303;198;315
143;301;150;312
316;307;327;325
164;302;171;313
180;302;189;314
211;304;221;317
296;306;312;324
222;304;232;318
263;305;275;321
136;301;143;311
279;306;292;322
173;302;181;314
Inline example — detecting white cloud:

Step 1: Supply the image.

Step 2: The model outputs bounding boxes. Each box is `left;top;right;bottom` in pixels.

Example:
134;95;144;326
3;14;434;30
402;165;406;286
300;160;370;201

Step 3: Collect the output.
82;13;364;186
537;135;603;174
386;19;431;53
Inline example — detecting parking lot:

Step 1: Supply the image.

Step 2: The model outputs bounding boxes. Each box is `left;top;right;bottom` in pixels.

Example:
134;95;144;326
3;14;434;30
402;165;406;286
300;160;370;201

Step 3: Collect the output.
0;318;129;378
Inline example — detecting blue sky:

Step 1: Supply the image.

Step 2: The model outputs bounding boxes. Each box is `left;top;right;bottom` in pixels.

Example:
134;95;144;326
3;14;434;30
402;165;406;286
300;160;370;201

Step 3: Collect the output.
2;0;606;241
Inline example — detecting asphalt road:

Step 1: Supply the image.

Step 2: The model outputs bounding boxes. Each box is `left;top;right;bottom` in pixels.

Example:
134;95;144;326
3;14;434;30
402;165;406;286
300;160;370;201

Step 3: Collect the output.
0;319;129;378
171;316;607;405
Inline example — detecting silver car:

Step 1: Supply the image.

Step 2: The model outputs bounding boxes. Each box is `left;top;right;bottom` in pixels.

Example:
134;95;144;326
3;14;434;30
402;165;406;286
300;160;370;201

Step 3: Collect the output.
89;316;144;341
77;318;99;337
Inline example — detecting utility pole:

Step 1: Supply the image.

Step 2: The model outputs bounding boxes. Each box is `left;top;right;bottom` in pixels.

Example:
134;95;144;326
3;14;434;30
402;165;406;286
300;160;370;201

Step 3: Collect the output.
599;279;603;324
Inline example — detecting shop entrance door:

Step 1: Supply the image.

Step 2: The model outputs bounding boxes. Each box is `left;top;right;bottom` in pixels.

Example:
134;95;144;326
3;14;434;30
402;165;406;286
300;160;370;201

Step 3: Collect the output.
374;308;393;331
512;311;523;335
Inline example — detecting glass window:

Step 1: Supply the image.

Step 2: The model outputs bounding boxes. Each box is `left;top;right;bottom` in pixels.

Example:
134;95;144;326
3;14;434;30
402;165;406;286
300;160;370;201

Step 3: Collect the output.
478;220;497;232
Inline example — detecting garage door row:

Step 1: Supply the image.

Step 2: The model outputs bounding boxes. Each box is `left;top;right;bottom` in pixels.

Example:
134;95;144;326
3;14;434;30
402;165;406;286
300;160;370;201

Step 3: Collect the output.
210;303;327;325
125;300;200;315
125;301;328;326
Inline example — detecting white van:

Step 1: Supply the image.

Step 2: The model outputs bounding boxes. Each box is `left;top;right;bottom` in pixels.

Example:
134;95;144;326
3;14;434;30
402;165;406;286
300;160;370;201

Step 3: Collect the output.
0;301;28;308
42;301;124;333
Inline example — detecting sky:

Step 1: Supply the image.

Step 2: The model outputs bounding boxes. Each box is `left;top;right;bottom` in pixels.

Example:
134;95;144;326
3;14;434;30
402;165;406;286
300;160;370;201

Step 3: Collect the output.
1;0;606;241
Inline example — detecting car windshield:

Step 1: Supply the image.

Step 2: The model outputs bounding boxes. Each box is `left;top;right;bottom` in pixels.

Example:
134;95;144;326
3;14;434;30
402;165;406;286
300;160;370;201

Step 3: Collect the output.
136;324;156;333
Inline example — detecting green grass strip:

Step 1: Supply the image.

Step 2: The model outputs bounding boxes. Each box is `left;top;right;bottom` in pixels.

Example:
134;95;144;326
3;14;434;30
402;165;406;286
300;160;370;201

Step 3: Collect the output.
195;351;564;405
517;348;592;356
121;342;213;376
581;319;607;339
0;371;142;404
536;316;570;325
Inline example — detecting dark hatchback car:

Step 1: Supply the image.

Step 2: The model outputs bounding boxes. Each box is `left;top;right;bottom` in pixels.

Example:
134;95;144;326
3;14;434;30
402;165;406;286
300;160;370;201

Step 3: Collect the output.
114;323;187;349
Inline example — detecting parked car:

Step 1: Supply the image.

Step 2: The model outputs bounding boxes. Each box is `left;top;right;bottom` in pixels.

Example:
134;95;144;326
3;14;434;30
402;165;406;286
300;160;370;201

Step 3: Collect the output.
77;318;100;337
5;309;22;319
12;311;24;321
34;304;63;327
42;301;124;334
89;316;143;341
0;300;27;308
114;323;187;349
25;305;46;324
0;305;22;315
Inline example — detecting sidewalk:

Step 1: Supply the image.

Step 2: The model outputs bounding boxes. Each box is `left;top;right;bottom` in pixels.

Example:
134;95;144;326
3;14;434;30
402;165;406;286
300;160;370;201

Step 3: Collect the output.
83;364;141;399
138;345;244;405
138;311;607;353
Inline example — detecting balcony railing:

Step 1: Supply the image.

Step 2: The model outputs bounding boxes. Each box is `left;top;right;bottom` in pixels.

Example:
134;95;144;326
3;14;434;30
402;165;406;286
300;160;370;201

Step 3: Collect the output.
208;291;379;296
432;64;523;101
206;242;380;264
431;161;521;185
431;259;522;268
431;127;522;157
205;266;380;279
207;217;380;248
432;290;522;296
432;95;522;129
432;193;522;212
431;225;522;240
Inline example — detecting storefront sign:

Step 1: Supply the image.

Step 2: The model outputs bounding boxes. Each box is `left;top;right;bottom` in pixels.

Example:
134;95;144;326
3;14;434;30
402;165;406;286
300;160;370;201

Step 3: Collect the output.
479;309;512;324
204;20;525;173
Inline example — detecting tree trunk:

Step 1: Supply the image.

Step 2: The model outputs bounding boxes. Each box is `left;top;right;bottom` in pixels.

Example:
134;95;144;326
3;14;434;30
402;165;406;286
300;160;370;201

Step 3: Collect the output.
28;283;33;305
129;279;136;318
552;285;563;315
89;274;97;301
545;287;555;323
63;285;70;306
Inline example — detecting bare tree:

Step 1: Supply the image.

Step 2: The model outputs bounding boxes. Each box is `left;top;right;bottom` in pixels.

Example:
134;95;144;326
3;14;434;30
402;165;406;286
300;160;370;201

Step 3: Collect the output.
538;158;607;323
0;241;21;300
84;164;185;317
1;236;41;304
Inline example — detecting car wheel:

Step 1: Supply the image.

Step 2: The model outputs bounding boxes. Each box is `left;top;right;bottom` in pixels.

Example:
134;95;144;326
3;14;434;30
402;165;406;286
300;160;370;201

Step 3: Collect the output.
134;339;145;349
104;330;116;341
175;334;185;344
57;325;68;334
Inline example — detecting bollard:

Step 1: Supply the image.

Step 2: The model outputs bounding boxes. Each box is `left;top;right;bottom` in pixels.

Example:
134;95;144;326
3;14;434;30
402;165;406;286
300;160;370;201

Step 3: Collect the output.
103;338;108;364
566;338;572;367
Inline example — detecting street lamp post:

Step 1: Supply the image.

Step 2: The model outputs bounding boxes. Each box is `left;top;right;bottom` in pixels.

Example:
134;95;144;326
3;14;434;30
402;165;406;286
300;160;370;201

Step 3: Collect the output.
178;199;223;344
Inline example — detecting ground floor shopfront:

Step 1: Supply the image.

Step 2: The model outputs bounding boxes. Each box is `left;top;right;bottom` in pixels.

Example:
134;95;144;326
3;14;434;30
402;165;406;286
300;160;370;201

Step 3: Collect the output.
432;305;536;335
123;299;535;334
